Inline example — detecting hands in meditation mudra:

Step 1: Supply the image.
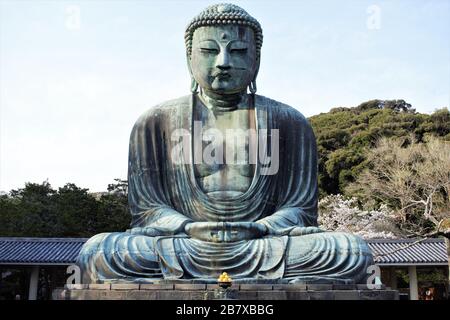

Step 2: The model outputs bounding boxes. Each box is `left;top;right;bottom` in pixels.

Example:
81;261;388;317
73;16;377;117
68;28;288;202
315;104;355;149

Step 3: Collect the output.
77;3;373;284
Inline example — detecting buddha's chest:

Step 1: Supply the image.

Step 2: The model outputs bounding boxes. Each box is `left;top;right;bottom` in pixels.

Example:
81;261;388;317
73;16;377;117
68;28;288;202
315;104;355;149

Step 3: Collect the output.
193;107;257;196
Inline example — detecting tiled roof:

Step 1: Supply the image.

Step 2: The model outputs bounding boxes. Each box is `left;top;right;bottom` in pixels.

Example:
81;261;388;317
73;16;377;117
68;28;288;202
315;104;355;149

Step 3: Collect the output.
368;238;448;265
0;237;88;265
0;237;447;266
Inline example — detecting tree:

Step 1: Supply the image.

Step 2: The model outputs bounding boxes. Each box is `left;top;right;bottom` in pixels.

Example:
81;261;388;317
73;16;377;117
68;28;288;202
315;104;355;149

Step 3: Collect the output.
53;183;100;237
356;99;415;113
97;179;130;232
318;194;400;239
6;182;59;236
107;178;128;195
346;136;450;238
309;102;449;195
0;180;130;237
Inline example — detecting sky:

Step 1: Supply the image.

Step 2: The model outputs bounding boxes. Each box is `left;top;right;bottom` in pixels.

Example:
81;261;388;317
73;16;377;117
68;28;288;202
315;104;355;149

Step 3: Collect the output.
0;0;449;192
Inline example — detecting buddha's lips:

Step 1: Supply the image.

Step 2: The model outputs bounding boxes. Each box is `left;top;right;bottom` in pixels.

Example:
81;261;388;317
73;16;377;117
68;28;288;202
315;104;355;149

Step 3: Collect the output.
214;73;231;79
216;74;231;80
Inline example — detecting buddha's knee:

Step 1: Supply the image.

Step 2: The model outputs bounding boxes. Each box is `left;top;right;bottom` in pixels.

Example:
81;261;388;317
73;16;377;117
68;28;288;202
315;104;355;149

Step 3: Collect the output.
327;232;372;254
76;233;115;276
78;232;160;263
79;232;111;256
77;232;161;283
287;231;373;265
285;232;373;283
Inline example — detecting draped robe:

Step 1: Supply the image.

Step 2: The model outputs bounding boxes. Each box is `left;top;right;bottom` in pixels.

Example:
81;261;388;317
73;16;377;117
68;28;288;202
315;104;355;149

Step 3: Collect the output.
77;94;373;284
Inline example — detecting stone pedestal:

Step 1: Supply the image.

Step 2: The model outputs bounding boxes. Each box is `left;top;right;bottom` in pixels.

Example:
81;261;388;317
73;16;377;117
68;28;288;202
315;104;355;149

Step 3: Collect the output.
53;283;399;300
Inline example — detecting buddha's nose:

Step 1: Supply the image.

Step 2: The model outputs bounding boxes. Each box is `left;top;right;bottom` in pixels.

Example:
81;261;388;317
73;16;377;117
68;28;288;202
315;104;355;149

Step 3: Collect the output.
216;51;231;70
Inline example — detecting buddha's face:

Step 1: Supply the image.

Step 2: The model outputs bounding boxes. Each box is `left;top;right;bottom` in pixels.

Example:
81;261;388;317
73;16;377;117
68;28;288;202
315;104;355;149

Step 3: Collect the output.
190;25;258;95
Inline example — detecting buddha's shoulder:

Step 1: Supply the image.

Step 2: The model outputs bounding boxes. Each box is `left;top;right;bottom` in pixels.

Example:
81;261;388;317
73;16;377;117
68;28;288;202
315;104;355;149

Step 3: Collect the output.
255;94;309;125
133;95;191;125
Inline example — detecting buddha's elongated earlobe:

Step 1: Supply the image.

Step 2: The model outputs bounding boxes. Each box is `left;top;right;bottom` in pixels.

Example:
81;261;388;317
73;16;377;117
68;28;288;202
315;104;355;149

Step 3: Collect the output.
191;78;199;93
249;79;257;94
249;60;260;94
186;52;198;93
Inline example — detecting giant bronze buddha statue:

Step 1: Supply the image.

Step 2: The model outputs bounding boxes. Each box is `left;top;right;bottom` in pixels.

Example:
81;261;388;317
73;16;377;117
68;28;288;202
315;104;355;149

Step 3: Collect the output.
77;3;373;284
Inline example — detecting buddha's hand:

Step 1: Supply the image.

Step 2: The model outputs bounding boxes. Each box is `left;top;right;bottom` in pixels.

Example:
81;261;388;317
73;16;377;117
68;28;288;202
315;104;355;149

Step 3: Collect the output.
288;226;325;236
184;221;268;243
126;227;176;236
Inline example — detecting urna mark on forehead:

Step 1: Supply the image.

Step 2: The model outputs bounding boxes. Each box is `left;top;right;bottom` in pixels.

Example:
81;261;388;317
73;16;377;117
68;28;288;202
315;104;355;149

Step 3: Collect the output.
192;25;255;44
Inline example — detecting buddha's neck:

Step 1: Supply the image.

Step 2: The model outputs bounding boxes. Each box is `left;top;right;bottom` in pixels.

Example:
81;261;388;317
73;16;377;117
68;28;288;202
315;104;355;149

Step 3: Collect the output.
199;89;246;112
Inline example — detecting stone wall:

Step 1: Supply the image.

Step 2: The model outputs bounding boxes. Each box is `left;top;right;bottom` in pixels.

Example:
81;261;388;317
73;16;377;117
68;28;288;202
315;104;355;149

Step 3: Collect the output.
53;283;399;300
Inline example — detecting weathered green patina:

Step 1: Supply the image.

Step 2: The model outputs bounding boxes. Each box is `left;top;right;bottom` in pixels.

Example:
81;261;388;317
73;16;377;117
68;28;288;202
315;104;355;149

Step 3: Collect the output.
77;3;373;284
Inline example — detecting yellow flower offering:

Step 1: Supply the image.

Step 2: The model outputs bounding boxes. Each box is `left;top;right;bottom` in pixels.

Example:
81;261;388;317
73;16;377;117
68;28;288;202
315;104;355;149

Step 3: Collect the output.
218;272;232;283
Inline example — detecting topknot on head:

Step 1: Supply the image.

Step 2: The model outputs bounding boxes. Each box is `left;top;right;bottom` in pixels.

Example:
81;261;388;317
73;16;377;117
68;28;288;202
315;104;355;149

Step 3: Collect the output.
185;3;263;59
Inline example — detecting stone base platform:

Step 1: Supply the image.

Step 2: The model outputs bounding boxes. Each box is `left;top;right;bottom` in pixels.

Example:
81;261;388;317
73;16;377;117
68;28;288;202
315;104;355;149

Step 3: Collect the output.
53;283;399;300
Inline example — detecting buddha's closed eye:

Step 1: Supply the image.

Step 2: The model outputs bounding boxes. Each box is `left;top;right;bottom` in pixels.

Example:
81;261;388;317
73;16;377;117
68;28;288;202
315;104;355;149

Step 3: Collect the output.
200;48;219;54
230;48;248;53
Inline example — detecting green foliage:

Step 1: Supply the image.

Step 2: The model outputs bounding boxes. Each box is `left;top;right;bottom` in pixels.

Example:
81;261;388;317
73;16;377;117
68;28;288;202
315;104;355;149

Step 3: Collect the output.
309;100;449;195
397;268;448;285
0;180;130;237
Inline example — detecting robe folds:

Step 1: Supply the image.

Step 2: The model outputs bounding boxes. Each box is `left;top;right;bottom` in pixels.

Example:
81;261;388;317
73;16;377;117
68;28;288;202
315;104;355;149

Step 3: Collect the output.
77;94;373;283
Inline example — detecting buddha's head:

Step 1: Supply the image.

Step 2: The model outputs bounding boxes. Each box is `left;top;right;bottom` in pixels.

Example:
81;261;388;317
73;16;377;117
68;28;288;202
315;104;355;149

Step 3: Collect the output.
185;3;263;96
